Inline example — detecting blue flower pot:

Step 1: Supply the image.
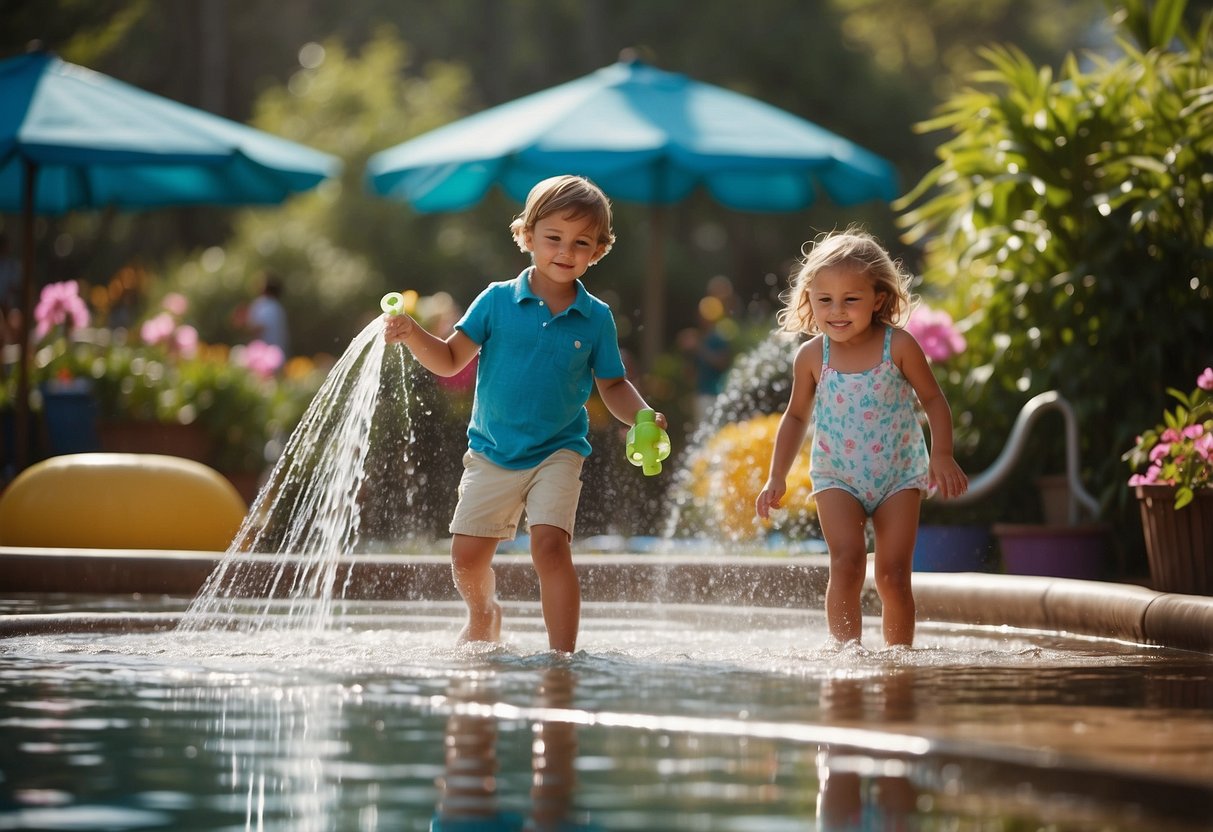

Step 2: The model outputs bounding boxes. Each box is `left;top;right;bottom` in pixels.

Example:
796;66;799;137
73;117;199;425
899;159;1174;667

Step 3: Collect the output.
913;524;994;572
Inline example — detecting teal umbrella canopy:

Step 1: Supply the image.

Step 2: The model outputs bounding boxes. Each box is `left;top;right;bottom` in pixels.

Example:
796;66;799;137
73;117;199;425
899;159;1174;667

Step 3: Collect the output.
367;59;898;371
367;59;898;214
0;51;339;213
0;50;340;470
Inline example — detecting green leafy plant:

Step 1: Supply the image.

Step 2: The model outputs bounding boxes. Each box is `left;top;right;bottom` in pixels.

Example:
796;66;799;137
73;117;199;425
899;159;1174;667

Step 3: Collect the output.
896;0;1213;523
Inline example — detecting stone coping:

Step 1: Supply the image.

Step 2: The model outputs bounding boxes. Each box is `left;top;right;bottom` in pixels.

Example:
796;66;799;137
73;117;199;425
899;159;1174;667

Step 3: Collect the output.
1;547;1211;654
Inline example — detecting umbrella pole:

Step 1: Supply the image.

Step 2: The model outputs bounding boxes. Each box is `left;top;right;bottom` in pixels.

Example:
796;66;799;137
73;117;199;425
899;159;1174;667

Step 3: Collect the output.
15;159;36;472
642;204;666;374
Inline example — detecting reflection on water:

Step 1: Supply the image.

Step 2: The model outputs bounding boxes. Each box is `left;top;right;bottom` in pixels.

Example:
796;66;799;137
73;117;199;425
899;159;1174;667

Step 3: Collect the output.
1;599;1212;830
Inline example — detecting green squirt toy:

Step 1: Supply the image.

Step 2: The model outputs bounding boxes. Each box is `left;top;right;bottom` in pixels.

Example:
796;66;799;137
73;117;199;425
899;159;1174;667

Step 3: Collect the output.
381;292;407;316
626;408;671;476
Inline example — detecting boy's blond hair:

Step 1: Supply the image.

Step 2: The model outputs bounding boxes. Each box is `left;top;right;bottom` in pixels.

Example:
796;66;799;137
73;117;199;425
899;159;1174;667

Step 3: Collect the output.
778;227;915;335
510;175;616;256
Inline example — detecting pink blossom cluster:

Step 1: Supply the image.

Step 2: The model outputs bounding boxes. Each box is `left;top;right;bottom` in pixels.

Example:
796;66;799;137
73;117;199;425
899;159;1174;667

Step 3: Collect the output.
140;293;198;358
905;306;966;363
1127;367;1213;493
233;340;284;380
34;281;90;340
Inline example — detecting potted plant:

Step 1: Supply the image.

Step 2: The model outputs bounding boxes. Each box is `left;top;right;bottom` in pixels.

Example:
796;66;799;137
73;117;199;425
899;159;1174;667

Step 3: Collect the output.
1124;367;1213;594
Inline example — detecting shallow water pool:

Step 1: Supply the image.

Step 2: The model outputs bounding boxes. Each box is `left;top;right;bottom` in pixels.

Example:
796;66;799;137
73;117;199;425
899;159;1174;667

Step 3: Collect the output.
2;595;1212;831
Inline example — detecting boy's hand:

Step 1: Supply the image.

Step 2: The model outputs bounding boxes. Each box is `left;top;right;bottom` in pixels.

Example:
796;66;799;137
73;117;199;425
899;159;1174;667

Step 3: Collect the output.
383;312;417;344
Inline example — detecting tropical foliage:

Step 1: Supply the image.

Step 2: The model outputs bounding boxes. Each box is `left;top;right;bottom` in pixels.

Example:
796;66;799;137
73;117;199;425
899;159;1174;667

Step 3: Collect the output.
897;0;1213;527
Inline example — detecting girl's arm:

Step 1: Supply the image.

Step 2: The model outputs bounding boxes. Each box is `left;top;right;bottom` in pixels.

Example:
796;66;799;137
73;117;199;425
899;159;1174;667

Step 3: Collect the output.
756;339;820;519
595;376;668;429
892;329;968;499
384;313;480;377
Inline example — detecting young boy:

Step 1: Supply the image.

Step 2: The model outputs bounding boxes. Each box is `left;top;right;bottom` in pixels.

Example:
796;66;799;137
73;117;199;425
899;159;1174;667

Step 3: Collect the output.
384;175;665;653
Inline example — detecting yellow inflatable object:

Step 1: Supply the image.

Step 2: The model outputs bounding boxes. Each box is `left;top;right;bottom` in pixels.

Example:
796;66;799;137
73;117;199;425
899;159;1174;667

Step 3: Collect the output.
0;453;248;551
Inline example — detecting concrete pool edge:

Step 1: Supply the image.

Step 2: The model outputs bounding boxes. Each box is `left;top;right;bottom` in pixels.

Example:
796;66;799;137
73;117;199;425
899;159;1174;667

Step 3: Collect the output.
1;548;1211;653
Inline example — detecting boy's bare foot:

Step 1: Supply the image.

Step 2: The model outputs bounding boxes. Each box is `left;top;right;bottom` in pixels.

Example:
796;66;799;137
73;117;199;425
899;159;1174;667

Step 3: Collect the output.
457;600;502;644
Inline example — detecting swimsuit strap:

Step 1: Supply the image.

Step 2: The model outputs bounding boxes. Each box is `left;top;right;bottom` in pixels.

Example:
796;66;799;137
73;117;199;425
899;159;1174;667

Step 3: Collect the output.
821;333;831;368
882;325;893;362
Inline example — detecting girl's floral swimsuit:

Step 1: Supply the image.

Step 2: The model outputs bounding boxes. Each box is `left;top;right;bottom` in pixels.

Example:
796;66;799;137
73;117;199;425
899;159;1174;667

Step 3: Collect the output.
810;326;930;514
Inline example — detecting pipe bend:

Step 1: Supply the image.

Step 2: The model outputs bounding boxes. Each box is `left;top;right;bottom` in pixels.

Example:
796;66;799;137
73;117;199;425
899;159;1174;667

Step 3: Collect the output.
942;391;1100;523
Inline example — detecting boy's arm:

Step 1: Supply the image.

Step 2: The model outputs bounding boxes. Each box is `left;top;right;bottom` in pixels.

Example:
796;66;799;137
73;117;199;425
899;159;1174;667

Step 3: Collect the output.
595;376;667;428
384;313;479;377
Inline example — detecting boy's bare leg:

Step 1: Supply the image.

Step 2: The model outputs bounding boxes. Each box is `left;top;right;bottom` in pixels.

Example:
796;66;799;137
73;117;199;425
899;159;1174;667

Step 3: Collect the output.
814;489;869;645
529;524;580;653
450;534;502;643
871;489;921;647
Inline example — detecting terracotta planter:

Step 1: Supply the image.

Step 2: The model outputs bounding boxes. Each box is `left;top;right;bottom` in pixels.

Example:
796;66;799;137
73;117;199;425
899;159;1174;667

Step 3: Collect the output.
98;421;213;464
994;523;1108;580
1135;485;1213;595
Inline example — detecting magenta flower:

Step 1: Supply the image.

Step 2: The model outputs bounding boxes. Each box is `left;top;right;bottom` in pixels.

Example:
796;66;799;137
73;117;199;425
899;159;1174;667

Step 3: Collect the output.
173;325;199;358
162;293;189;317
140;312;177;346
235;340;285;379
906;306;966;363
1125;367;1213;508
34;280;90;340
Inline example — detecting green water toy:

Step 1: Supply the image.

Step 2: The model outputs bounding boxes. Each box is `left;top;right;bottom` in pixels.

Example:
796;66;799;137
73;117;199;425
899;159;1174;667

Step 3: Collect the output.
626;408;671;476
381;291;406;316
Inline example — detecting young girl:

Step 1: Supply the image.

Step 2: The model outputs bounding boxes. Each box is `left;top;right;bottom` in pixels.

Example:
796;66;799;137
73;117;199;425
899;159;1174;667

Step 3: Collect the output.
755;228;967;648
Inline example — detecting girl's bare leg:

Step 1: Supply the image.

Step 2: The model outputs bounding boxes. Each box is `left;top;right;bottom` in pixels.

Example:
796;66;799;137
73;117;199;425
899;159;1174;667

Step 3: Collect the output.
871;489;922;647
814;489;869;644
450;534;502;643
529;524;580;653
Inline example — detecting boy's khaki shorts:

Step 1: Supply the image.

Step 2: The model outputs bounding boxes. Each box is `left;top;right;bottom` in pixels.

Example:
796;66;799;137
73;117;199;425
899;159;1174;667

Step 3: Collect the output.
449;449;585;540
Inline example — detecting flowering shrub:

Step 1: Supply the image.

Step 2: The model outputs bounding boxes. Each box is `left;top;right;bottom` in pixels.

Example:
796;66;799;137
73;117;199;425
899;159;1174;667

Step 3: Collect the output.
18;281;324;473
905;305;966;363
687;413;816;543
34;280;90;340
1124;368;1213;509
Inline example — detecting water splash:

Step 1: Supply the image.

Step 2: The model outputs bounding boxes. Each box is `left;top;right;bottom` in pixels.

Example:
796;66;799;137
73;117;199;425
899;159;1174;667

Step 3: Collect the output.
179;317;451;634
661;330;820;548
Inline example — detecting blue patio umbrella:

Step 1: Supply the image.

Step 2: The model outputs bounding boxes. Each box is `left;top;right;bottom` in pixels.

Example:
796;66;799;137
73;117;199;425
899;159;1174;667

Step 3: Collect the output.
0;50;341;468
367;58;899;365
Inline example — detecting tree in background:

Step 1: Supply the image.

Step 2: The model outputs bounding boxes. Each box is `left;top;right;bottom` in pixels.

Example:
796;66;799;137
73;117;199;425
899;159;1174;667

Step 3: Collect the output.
897;0;1213;565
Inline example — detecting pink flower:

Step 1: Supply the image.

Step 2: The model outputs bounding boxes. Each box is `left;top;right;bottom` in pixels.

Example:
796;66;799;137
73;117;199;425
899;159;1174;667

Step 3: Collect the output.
1149;442;1171;463
871;442;884;453
844;439;856;454
906;306;966;363
863;410;875;421
173;325;199;358
235;340;284;379
34;280;90;340
162;293;189;317
140;312;176;346
1198;367;1213;391
1196;433;1213;460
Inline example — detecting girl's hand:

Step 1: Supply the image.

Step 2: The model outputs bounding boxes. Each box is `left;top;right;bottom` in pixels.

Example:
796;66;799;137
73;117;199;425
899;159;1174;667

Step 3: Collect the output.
383;312;417;344
929;453;968;500
755;478;786;520
651;411;669;430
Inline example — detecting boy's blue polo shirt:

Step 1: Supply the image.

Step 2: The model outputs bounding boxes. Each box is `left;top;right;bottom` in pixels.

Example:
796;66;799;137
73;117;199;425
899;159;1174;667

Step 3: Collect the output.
455;268;627;470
